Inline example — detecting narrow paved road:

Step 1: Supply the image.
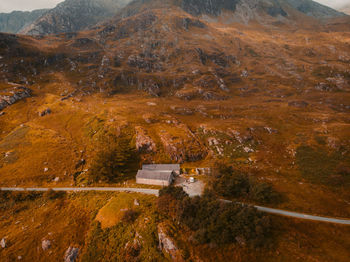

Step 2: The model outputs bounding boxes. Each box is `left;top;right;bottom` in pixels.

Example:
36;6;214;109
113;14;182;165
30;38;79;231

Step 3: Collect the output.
2;187;350;225
0;187;159;196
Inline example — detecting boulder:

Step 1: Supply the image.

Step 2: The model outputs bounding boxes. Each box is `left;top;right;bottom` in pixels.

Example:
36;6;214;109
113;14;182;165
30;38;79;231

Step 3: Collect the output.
64;247;79;262
39;108;51;117
0;238;6;248
41;239;51;251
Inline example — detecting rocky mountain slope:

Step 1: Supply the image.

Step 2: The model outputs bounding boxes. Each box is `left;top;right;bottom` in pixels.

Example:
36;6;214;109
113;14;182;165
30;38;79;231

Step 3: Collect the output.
3;0;346;36
20;0;132;36
0;9;48;34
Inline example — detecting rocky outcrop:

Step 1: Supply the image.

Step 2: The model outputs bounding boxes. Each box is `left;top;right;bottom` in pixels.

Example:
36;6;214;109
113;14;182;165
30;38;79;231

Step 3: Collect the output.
159;126;207;163
0;238;6;248
135;127;156;153
39;108;52;117
158;224;184;261
41;239;51;251
64;247;79;262
181;0;239;16
0;86;32;111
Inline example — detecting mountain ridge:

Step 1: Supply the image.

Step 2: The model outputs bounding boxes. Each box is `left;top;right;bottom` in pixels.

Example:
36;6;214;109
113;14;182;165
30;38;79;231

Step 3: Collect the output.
0;9;48;34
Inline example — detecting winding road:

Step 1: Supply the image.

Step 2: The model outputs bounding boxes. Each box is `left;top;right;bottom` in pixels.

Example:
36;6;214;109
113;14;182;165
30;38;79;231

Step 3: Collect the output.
1;187;350;225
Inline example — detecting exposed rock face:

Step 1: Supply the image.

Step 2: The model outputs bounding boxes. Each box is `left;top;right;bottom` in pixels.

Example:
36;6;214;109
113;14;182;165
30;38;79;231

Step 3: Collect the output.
64;247;79;262
41;239;51;251
158;224;184;262
159;126;207;163
0;238;6;248
135;127;156;153
0;9;48;34
21;0;132;36
181;0;239;16
0;86;32;111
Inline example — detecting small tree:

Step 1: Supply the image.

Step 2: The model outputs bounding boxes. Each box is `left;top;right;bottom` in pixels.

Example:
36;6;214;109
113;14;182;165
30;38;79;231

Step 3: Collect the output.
89;130;137;183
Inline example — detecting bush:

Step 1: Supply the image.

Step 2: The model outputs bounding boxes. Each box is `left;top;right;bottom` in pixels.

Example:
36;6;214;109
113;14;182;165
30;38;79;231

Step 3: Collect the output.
43;189;66;200
211;164;282;204
121;209;139;223
159;186;188;200
249;182;280;204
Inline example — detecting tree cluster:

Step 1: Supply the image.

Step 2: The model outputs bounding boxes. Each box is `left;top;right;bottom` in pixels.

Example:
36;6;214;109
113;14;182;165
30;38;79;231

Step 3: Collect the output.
212;164;281;204
88;130;138;183
158;187;272;247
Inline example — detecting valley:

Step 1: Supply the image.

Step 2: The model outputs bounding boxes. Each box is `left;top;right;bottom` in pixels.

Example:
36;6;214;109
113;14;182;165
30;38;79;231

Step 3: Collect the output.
0;0;350;261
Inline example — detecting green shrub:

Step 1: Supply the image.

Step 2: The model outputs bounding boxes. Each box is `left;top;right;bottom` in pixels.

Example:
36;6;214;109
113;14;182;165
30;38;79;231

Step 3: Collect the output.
211;164;282;204
89;130;139;183
249;182;281;204
158;188;272;247
43;189;66;200
121;209;139;223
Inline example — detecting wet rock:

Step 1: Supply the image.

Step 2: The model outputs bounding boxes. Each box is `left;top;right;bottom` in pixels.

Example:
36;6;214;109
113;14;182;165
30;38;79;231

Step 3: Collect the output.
42;239;51;251
64;247;79;262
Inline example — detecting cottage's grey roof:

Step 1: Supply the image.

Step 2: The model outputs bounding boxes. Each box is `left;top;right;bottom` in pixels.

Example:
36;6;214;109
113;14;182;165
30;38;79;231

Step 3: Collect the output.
142;164;180;171
136;170;173;181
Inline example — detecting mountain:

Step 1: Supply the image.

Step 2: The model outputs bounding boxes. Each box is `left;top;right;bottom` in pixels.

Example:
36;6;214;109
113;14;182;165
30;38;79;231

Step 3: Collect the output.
20;0;132;36
13;0;347;36
0;9;48;33
110;0;347;29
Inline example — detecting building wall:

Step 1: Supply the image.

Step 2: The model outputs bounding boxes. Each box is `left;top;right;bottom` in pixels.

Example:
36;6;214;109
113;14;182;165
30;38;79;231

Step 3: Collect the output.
136;178;172;186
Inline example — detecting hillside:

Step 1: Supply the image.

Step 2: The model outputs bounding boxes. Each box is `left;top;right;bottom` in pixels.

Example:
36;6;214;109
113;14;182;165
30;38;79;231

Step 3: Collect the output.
0;9;48;34
0;0;350;261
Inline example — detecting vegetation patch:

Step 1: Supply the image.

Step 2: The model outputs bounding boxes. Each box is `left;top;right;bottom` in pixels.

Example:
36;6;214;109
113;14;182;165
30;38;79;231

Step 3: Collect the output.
210;164;282;204
296;145;349;185
158;187;272;247
88;128;139;183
